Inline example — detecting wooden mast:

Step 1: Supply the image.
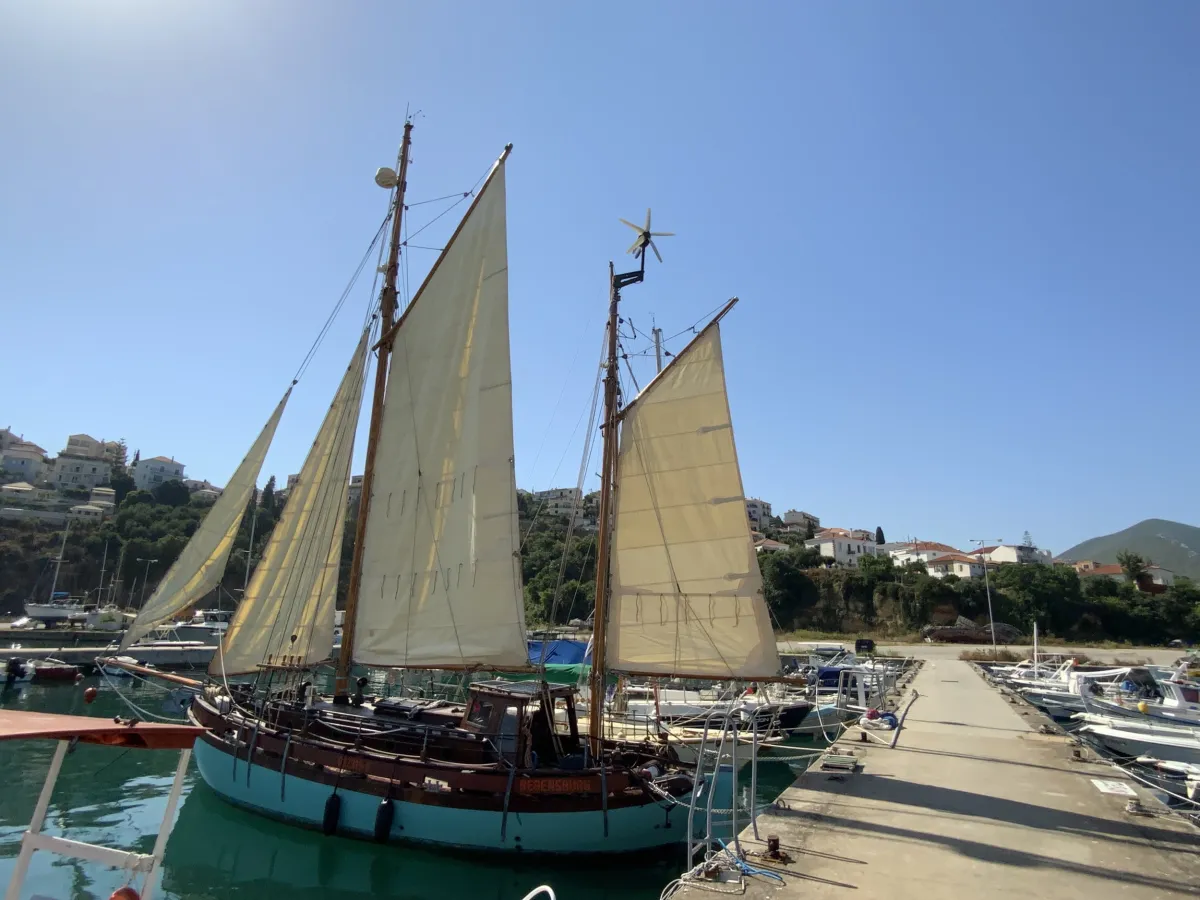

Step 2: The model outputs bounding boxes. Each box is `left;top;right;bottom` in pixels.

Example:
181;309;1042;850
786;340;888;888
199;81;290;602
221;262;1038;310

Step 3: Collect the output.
335;120;413;696
587;261;623;757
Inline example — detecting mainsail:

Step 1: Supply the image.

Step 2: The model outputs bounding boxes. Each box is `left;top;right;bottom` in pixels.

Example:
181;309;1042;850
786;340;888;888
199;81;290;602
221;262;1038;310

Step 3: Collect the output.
352;160;527;669
604;321;779;679
120;389;291;650
214;330;369;675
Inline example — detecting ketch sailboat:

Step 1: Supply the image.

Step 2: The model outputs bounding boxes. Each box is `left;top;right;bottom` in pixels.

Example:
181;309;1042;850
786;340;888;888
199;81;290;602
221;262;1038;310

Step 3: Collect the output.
112;122;783;853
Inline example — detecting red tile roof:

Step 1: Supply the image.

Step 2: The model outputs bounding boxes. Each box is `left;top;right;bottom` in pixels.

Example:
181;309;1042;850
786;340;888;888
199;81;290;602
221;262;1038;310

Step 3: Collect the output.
928;554;980;566
969;546;999;555
1079;564;1123;577
904;541;962;554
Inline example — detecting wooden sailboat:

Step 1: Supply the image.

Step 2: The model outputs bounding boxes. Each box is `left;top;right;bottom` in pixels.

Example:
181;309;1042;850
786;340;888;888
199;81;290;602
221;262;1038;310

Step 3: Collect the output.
113;122;784;853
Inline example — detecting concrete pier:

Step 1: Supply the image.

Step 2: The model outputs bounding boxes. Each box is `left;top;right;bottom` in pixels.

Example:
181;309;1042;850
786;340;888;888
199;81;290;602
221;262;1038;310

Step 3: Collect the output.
709;658;1199;899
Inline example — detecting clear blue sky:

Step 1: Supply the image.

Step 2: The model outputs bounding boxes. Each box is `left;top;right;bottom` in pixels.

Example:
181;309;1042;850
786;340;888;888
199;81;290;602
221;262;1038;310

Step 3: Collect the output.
3;1;1198;555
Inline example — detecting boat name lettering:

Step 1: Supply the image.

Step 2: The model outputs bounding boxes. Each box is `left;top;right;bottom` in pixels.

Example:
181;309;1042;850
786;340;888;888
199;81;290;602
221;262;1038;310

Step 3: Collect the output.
517;777;593;793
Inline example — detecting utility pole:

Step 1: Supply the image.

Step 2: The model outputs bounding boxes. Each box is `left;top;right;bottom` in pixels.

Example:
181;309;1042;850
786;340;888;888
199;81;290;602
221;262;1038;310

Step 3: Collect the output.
96;540;109;603
652;325;664;373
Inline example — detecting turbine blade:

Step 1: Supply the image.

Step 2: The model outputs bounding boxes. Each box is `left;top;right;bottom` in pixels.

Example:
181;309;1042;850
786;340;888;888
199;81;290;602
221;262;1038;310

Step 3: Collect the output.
626;238;641;254
644;208;652;232
650;240;662;263
650;231;675;237
620;218;642;233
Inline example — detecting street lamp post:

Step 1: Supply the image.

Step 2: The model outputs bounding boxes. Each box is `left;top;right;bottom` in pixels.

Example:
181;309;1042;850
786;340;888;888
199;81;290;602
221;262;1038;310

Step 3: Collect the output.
971;539;1003;659
136;557;158;610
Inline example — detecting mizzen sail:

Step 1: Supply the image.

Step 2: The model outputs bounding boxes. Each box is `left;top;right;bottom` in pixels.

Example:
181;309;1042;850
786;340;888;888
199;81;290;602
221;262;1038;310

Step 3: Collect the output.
604;321;779;679
213;330;369;675
352;160;527;669
120;389;291;650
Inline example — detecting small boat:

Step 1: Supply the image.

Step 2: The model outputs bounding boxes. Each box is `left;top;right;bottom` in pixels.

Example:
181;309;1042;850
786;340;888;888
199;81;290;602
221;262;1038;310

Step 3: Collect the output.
1080;664;1200;727
3;657;81;685
1077;715;1200;765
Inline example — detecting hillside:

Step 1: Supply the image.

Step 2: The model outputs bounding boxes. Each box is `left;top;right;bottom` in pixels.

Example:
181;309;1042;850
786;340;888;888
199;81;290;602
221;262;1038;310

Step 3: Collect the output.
1059;518;1200;580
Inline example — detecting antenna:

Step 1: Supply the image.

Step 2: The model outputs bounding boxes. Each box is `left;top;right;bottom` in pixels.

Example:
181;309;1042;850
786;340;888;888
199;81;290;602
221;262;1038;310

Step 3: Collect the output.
619;208;674;264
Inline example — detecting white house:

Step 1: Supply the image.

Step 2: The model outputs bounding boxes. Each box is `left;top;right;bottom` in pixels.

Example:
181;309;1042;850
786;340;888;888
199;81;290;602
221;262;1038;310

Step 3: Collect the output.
804;533;881;568
52;455;112;490
970;544;1052;566
780;509;820;534
132;455;185;491
1077;563;1175;587
348;474;364;508
1;441;46;483
533;487;583;518
926;553;985;579
889;541;964;568
89;486;117;510
68;503;108;522
745;498;773;531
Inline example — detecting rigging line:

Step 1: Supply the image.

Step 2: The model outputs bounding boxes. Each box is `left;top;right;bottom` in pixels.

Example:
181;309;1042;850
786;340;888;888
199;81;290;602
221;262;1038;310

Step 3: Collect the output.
404;193;471;243
293;212;391;384
402;244;445;252
659;301;732;348
541;405;601;646
407;190;472;208
519;360;603;551
520;312;604;532
619;341;641;395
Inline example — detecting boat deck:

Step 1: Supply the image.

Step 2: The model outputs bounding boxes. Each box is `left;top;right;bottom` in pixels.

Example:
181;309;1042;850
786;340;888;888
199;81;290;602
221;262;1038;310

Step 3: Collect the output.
691;658;1199;900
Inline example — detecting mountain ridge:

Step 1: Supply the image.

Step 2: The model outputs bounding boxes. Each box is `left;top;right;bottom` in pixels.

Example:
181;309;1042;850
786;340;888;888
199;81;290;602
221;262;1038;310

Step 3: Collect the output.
1058;518;1200;581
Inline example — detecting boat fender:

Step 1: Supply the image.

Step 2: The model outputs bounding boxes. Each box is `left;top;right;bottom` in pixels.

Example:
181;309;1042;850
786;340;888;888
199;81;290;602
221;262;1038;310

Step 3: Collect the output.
1137;701;1149;714
639;764;662;780
323;793;342;836
374;798;395;842
110;886;140;900
84;686;99;704
6;658;25;681
216;696;232;715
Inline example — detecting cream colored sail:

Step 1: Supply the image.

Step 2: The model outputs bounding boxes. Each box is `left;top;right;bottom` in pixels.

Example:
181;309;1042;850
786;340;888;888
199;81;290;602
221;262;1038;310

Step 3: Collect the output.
353;161;527;669
214;331;369;675
120;390;290;650
605;322;779;678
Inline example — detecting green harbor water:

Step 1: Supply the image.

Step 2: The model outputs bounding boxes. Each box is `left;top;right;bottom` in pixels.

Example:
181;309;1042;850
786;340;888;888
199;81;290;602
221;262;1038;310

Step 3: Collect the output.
0;680;811;900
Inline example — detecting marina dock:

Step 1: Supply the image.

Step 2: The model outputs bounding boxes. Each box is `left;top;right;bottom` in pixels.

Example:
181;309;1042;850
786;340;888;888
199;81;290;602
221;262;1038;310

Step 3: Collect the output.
706;656;1199;899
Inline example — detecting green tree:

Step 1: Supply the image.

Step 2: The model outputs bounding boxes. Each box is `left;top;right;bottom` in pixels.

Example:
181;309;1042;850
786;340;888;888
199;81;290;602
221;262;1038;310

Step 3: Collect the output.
1117;550;1149;589
110;471;136;506
261;476;277;516
857;553;895;583
804;520;816;540
151;479;190;507
875;526;885;545
759;548;820;629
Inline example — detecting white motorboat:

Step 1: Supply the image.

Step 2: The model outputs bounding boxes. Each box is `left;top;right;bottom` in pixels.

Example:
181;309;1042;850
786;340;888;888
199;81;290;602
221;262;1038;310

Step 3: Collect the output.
155;608;232;643
23;596;86;624
1080;664;1200;727
1077;714;1200;765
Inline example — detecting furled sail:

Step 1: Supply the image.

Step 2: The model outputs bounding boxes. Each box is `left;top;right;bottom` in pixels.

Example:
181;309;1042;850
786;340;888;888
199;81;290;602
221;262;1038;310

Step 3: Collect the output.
213;330;369;675
605;321;780;679
120;389;291;650
352;160;527;669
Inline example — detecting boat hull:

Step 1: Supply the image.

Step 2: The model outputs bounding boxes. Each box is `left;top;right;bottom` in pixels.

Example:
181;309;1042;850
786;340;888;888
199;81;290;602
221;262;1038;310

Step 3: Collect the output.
192;736;730;854
1083;728;1200;765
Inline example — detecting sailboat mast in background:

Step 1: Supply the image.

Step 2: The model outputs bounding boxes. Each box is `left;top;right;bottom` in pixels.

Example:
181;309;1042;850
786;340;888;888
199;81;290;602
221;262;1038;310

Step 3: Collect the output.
336;120;413;696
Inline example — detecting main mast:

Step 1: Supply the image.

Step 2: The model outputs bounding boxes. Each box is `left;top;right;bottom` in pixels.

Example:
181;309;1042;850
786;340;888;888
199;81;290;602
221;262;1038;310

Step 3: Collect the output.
588;210;668;755
335;121;413;697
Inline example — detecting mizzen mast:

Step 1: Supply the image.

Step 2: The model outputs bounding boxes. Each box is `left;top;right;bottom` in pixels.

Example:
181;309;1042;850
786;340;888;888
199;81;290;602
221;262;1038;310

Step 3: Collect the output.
335;120;413;697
